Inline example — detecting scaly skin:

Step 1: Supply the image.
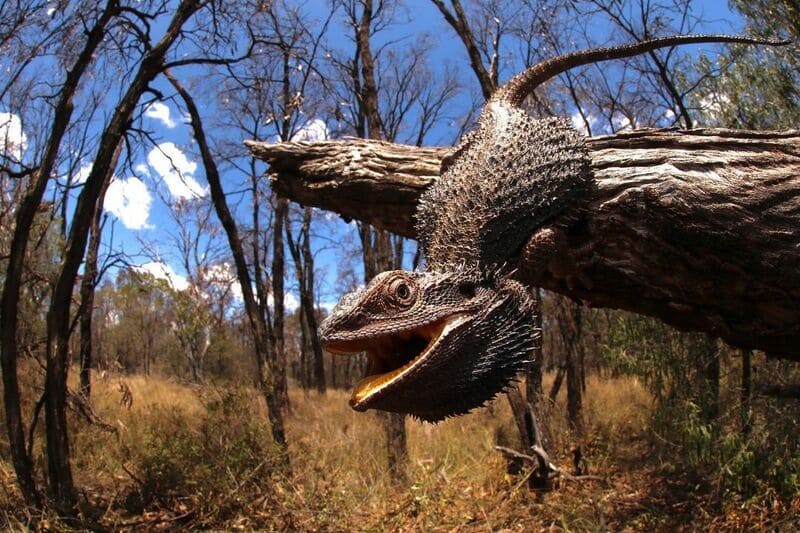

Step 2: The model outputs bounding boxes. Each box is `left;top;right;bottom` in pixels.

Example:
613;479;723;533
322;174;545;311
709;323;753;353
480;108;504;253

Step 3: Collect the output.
322;268;536;421
319;34;786;422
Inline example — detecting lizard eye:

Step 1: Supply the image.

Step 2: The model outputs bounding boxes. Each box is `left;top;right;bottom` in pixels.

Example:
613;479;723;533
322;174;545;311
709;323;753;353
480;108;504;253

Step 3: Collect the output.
388;277;416;307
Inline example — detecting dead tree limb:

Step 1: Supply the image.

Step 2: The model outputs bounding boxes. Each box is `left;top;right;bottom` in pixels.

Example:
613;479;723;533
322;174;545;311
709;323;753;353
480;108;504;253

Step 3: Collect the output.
246;128;800;359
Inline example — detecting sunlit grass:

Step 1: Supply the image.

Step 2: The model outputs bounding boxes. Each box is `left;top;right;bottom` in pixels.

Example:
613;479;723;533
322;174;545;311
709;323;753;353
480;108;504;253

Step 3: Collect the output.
1;365;797;530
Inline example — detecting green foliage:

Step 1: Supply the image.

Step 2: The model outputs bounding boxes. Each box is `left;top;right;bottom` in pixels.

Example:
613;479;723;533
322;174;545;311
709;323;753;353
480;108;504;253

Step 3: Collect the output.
0;210;63;356
600;312;697;406
693;47;800;129
692;0;800;129
600;311;800;503
99;270;180;374
128;388;279;520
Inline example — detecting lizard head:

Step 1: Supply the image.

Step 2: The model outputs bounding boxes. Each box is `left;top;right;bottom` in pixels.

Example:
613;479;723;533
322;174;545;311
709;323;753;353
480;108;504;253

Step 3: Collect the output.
320;267;537;422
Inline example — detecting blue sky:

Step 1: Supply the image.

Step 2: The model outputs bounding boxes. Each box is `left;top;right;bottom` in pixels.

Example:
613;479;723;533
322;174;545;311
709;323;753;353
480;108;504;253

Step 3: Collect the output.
1;0;747;312
103;0;748;309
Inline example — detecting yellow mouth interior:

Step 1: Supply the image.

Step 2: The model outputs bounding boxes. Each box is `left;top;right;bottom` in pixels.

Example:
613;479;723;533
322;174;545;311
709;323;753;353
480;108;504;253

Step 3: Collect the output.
325;315;467;409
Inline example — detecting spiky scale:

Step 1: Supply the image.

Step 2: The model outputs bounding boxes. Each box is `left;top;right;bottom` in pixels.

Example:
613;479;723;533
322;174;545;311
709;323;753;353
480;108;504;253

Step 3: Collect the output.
320;34;783;421
417;104;590;271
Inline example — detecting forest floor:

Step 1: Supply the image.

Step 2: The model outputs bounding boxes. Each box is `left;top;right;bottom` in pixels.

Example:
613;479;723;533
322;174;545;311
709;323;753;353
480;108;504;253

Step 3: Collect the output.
1;371;798;531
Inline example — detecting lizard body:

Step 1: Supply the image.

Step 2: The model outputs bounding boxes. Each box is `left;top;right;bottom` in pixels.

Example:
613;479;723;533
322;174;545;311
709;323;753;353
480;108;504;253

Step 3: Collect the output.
320;35;785;422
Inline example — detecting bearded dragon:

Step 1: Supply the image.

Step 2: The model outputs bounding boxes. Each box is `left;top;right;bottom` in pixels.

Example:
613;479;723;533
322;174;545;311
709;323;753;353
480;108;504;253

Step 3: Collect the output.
320;35;785;422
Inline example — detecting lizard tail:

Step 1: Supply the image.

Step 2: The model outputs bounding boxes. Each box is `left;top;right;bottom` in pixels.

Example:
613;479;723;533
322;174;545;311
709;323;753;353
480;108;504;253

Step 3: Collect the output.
492;34;790;108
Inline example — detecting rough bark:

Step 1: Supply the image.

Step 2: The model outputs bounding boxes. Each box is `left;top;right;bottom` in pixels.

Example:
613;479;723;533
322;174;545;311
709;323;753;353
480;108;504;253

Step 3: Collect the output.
247;139;441;236
247;128;800;359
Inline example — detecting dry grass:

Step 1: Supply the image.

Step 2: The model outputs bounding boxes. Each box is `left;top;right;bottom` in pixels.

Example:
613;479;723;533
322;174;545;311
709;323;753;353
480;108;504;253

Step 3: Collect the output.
1;369;797;530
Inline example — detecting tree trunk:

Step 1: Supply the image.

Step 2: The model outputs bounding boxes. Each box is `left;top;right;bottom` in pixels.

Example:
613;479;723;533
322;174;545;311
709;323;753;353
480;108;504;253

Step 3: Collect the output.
78;182;109;400
41;3;203;509
248;129;800;359
303;212;326;394
349;0;409;483
554;297;583;433
566;347;583;433
272;197;290;414
429;0;495;100
0;0;121;507
359;225;409;482
695;335;720;425
526;289;544;406
187;327;209;384
741;349;752;435
167;70;290;461
297;304;311;388
286;207;326;393
43;324;74;507
45;142;120;509
549;364;566;402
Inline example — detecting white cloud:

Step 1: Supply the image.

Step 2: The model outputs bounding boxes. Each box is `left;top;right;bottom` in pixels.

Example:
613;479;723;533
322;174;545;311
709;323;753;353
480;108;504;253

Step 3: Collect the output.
144;102;177;129
147;142;207;200
319;300;338;313
135;261;189;291
266;291;300;312
569;109;634;135
285;291;300;311
134;162;149;176
570;110;611;136
73;162;93;184
698;92;730;123
104;176;153;230
291;118;329;142
205;262;243;302
611;112;633;132
570;110;591;135
0;112;27;160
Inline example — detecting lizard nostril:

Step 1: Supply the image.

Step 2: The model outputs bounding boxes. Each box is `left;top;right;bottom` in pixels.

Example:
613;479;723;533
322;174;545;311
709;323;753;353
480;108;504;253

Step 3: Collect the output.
458;283;476;299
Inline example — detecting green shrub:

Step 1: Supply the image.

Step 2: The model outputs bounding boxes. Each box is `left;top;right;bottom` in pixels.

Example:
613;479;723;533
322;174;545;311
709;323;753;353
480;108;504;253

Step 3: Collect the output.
601;312;800;505
129;388;280;521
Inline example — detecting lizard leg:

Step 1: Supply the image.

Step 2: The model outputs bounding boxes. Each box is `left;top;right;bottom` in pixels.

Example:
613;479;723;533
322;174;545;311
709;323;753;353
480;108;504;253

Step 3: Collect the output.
519;225;593;291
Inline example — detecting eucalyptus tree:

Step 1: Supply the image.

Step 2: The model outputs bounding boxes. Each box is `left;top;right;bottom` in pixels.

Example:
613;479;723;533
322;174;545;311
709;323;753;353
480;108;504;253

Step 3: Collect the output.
0;0;272;511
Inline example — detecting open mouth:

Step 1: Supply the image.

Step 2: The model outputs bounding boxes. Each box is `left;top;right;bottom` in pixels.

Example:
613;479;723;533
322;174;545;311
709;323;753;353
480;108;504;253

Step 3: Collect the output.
324;315;468;410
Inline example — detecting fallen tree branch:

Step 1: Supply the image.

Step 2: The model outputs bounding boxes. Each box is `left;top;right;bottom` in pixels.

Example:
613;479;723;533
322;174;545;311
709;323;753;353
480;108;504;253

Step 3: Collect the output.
67;389;119;436
247;129;800;359
494;445;606;484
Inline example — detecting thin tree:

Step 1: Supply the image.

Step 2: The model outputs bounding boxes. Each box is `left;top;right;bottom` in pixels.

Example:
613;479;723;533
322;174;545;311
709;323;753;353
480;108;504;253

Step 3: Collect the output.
0;1;121;506
339;0;410;481
286;206;326;393
166;69;291;455
1;0;262;509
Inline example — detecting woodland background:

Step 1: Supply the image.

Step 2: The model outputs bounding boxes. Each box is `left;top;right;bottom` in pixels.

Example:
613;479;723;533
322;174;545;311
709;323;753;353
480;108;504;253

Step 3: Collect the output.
1;0;799;529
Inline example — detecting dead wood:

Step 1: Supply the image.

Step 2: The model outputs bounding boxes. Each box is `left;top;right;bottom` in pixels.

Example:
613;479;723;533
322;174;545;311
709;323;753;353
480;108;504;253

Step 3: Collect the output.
247;128;800;359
